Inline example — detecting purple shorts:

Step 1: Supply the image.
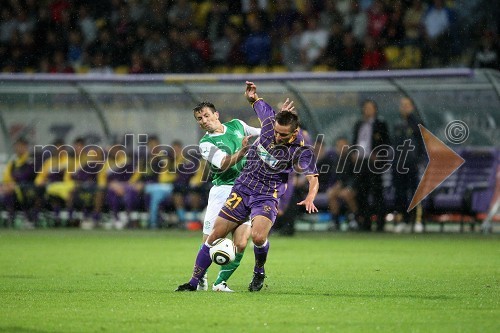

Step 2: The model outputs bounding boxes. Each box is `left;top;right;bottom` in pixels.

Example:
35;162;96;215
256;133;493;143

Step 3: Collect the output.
219;182;279;224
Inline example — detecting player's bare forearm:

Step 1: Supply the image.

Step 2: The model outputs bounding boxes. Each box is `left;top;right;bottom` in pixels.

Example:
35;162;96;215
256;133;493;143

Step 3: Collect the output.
297;175;319;213
219;136;251;170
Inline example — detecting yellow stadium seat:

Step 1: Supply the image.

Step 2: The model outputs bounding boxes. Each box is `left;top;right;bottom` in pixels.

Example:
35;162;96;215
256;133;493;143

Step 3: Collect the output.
114;66;130;75
401;46;422;69
312;65;330;72
231;66;249;74
271;65;288;73
75;65;89;74
252;65;269;73
212;66;230;74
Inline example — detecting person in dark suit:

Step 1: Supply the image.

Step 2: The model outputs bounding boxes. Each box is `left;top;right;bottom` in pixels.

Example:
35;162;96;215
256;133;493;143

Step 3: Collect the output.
351;99;391;231
392;96;426;233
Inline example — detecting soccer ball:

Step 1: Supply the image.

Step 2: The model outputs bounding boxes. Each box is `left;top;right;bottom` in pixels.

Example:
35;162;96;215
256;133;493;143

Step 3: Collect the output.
209;238;236;265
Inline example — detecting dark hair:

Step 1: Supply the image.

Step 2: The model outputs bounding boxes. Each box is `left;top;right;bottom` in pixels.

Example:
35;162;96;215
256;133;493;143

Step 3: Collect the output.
73;137;85;145
193;101;217;114
172;139;183;147
275;111;299;131
15;137;29;145
52;138;65;146
148;134;159;143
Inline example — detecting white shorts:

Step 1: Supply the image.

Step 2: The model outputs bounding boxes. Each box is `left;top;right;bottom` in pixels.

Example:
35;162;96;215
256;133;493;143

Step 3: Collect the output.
203;184;251;235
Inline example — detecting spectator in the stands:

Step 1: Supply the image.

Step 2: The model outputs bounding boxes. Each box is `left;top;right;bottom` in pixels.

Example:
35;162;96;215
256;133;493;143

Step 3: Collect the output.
361;35;386;70
1;137;37;227
366;0;388;40
281;19;306;71
471;30;499;70
336;30;363;71
422;0;453;67
242;16;271;66
403;0;426;46
299;15;328;69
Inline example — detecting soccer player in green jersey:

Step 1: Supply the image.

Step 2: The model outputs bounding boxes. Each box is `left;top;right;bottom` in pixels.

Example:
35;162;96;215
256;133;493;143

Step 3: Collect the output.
193;101;258;292
192;99;295;291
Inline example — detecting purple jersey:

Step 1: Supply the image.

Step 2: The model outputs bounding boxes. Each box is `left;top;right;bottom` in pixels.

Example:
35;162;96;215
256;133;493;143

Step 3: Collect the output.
235;99;317;199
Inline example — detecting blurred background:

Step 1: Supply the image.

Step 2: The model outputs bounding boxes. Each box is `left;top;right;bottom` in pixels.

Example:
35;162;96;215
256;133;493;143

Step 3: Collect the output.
0;0;498;232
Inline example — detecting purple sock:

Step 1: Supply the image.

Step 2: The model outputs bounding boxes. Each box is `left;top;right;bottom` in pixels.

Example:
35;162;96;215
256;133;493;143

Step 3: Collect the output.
188;244;212;287
253;240;270;274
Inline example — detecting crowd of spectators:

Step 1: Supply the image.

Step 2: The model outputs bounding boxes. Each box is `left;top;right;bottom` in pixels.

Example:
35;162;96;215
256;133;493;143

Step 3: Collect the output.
0;0;498;75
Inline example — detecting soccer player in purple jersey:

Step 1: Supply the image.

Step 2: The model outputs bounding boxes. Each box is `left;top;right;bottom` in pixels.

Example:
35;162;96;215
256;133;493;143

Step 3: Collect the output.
176;81;319;292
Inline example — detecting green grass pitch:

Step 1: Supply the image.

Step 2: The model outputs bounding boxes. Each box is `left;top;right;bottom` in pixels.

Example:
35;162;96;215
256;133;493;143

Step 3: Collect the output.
0;230;499;333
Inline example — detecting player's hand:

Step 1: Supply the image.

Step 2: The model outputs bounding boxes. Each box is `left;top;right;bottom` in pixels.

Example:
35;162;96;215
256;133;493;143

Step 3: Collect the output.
280;98;295;112
241;135;251;148
245;81;259;103
297;198;318;214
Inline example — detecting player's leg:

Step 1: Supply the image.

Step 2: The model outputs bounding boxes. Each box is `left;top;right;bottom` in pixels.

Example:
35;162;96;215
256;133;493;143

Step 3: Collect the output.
213;221;251;291
248;214;273;292
176;216;238;291
197;185;230;291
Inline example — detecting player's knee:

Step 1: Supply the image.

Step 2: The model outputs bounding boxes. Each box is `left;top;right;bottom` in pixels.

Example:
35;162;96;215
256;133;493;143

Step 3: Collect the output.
252;232;266;247
233;238;248;252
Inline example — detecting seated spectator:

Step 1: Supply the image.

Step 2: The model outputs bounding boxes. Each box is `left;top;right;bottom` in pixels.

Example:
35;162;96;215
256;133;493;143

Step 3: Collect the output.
65;140;106;228
403;0;426;46
281;19;306;71
343;0;368;42
366;0;388;40
322;21;345;69
381;1;405;47
167;0;194;31
361;35;386;70
471;30;499;70
319;0;343;30
271;0;301;42
146;140;205;229
0;137;37;227
168;141;204;227
105;143;135;229
422;0;453;67
34;138;73;226
49;50;74;73
204;2;230;43
299;15;328;69
242;16;271;66
336;30;363;71
129;135;170;228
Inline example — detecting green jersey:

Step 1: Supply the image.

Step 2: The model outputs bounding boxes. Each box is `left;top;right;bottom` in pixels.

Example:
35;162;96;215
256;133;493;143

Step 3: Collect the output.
199;119;259;186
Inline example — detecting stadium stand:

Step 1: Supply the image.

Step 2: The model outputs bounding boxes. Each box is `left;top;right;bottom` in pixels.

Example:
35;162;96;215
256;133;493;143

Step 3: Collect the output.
0;1;497;74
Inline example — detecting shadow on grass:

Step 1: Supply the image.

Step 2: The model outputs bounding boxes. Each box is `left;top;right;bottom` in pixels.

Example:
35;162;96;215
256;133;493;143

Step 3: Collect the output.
0;327;55;333
263;290;454;300
0;275;37;279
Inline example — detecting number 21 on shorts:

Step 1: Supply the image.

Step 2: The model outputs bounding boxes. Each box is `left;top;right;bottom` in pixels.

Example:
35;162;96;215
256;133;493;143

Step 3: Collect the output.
225;192;242;209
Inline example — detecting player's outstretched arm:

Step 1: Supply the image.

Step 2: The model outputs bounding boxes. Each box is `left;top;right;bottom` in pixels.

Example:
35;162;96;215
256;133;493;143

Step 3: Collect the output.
297;174;319;214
